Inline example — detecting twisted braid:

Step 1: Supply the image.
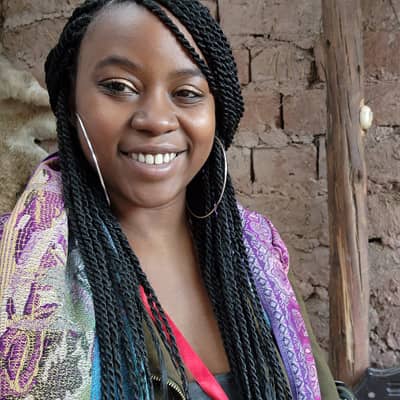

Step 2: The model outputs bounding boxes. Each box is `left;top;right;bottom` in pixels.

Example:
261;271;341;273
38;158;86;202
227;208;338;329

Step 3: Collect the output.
45;0;293;399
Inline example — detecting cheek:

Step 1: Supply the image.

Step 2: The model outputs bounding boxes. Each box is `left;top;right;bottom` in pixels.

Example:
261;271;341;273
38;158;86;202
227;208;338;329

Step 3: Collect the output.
76;94;125;152
188;103;216;148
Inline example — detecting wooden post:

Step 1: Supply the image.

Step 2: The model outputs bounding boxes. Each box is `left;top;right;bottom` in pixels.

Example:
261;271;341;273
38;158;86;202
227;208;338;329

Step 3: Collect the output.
321;0;370;387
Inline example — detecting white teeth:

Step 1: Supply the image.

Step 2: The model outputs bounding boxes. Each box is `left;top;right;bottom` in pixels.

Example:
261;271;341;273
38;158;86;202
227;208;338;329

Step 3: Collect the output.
130;152;178;165
154;154;163;165
145;154;154;164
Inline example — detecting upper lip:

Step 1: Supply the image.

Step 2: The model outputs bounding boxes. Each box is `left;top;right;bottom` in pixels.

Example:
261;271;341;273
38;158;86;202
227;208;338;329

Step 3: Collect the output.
120;144;186;155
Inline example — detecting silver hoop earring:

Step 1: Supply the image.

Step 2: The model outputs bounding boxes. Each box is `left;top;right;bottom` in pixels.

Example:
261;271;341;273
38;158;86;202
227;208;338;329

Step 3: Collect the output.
187;136;228;219
76;113;111;206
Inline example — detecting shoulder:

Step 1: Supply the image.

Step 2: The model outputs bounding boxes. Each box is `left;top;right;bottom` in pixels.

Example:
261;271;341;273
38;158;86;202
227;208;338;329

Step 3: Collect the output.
238;203;289;275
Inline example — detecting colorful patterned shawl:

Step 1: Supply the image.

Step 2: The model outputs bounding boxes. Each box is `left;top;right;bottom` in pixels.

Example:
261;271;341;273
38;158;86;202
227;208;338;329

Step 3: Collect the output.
0;157;321;399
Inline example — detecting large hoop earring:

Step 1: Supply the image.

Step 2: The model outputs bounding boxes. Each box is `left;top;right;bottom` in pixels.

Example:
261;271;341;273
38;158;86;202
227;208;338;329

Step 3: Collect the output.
76;113;111;206
187;136;228;219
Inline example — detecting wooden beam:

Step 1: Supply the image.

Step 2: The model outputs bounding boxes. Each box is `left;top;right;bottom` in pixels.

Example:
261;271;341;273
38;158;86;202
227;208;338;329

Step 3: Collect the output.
321;0;370;387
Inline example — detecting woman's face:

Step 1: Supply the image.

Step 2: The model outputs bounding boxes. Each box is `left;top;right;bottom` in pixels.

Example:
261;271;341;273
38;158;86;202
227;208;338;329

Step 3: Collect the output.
74;3;216;213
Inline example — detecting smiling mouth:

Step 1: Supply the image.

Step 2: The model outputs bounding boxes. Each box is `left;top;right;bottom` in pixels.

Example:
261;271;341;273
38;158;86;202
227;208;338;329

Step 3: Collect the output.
122;151;184;166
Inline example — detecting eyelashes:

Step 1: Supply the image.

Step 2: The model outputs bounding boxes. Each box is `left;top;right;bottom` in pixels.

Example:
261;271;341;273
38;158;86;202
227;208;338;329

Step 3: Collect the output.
99;79;205;104
99;79;138;96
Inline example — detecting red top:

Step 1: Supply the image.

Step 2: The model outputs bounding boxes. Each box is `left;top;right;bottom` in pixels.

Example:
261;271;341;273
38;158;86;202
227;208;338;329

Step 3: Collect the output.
140;287;229;400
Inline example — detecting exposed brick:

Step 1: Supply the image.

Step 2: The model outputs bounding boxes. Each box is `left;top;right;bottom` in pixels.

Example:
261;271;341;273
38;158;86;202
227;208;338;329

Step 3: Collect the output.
366;82;400;126
233;48;250;85
219;0;264;35
364;32;400;80
368;192;400;242
2;19;68;83
365;126;400;184
258;128;289;148
251;43;313;84
265;0;321;45
369;244;400;368
283;89;326;135
233;128;259;148
253;145;316;189
362;0;400;31
3;1;78;29
227;146;252;194
240;89;281;133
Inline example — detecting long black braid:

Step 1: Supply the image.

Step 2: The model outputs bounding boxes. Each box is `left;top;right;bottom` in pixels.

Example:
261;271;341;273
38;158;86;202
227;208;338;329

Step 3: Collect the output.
45;1;293;399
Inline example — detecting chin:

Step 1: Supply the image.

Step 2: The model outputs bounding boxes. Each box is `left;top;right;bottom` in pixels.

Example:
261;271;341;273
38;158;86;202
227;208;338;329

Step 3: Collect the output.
125;188;186;210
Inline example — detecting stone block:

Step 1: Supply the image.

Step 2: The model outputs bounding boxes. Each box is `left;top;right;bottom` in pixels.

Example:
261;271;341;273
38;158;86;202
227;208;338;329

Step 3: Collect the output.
240;89;281;134
258;128;289;148
364;32;400;80
368;192;400;246
366;82;400;126
233;128;259;148
220;0;264;35
264;0;322;45
227;146;252;194
369;244;400;367
251;43;313;84
365;126;400;184
369;245;400;304
3;0;78;29
283;89;326;135
2;19;67;84
253;145;317;189
362;0;400;31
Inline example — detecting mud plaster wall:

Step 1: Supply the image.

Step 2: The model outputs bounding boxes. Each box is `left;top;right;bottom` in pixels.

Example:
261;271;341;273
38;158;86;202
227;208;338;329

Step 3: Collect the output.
1;0;399;368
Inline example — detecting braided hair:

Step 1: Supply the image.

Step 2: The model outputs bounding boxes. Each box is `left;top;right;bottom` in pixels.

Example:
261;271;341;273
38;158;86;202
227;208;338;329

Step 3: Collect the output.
45;1;293;399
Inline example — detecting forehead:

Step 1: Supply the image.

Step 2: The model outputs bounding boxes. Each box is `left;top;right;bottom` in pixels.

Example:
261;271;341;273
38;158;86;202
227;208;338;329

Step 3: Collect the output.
79;2;203;73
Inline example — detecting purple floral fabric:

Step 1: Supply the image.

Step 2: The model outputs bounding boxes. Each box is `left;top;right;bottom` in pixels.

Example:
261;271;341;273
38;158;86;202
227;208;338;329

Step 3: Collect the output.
0;159;94;399
240;204;321;400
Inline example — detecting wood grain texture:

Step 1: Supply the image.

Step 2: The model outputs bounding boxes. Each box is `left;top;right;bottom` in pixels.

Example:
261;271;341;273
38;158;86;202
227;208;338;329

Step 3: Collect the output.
321;0;370;386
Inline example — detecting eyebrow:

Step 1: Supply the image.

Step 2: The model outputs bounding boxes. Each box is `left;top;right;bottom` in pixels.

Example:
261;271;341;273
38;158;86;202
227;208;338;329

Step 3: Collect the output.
94;55;205;80
169;68;205;80
94;55;139;72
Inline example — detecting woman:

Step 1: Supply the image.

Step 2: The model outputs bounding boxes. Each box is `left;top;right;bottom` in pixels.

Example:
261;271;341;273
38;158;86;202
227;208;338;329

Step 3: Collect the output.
0;1;351;399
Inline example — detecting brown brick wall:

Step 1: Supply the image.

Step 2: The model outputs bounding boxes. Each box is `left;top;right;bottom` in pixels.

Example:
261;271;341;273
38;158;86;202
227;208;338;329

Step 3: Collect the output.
1;0;399;368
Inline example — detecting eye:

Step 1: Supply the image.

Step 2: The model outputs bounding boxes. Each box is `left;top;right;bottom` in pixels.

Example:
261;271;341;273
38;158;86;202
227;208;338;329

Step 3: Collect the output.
174;88;204;102
99;79;138;96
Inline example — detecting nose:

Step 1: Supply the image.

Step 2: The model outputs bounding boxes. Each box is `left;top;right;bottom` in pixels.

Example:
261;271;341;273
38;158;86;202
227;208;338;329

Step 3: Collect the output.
130;90;179;136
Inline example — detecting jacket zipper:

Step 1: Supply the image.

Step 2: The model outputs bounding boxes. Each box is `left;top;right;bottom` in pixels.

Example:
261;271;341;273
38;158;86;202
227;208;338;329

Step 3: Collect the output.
151;374;186;400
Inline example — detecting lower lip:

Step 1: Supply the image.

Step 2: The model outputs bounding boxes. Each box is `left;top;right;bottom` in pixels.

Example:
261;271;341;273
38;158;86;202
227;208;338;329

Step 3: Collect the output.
121;152;183;178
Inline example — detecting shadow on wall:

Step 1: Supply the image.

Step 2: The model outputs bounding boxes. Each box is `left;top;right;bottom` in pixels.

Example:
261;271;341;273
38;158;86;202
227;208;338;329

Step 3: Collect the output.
0;44;56;214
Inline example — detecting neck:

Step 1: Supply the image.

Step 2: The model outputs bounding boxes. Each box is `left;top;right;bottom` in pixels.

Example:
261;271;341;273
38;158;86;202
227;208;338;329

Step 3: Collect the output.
114;194;190;247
